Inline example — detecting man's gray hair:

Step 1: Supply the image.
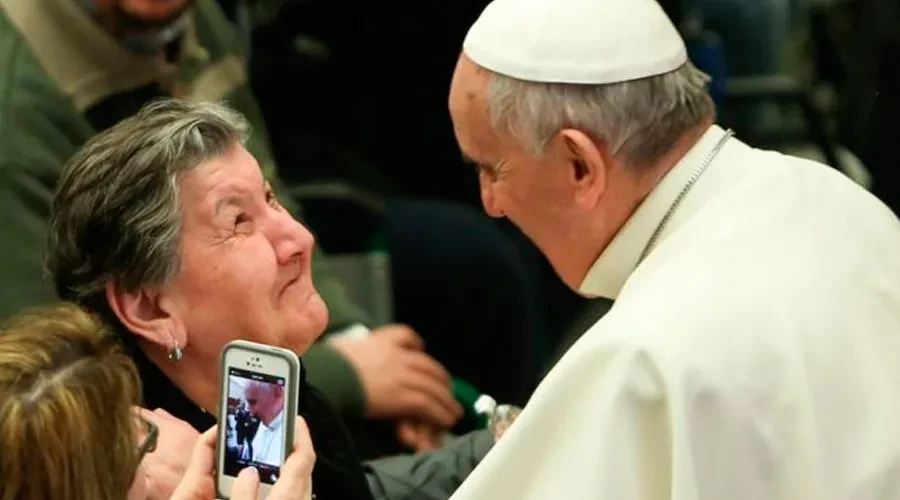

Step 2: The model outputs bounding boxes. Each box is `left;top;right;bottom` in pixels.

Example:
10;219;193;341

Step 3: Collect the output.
484;61;716;167
46;98;249;318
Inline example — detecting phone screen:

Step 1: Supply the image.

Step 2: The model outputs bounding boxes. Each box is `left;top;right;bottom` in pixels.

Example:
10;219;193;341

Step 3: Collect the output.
222;367;287;485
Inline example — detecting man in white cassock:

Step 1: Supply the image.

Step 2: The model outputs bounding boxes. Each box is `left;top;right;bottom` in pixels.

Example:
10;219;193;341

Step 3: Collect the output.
446;0;900;498
243;381;286;467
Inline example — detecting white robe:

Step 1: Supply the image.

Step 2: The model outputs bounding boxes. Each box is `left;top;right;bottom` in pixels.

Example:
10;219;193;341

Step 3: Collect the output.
251;409;285;467
450;125;900;500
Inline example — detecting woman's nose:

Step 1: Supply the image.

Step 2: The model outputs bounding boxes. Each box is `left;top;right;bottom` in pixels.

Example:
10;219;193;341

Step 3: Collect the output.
272;212;315;264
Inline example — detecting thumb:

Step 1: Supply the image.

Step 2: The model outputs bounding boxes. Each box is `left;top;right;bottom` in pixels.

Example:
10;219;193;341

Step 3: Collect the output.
168;427;217;500
230;467;260;500
380;325;424;350
183;426;218;477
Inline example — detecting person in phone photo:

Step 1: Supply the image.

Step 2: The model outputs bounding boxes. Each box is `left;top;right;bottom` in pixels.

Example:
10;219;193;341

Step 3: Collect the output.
243;380;286;467
0;302;316;500
224;375;287;478
228;399;260;462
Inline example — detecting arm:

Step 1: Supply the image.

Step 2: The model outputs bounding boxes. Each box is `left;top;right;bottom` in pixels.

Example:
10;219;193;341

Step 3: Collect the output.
302;342;365;416
365;429;494;500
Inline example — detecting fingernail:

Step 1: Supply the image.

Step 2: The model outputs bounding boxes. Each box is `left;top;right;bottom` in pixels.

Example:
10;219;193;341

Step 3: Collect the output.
241;466;259;479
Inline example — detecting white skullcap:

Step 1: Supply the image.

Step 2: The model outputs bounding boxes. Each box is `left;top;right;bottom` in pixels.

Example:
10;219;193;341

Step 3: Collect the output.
463;0;687;84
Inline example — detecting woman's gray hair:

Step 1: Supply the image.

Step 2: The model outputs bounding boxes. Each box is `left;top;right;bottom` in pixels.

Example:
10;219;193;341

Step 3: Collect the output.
46;98;249;318
484;61;716;168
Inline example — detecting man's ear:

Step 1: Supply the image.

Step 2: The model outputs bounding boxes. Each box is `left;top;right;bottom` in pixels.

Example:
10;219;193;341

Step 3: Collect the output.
557;128;607;209
105;281;184;350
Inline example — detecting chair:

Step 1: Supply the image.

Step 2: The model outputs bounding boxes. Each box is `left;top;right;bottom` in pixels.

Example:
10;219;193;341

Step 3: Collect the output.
675;2;847;173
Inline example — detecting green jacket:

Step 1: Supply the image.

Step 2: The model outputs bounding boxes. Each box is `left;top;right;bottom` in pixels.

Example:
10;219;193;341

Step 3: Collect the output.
0;0;368;416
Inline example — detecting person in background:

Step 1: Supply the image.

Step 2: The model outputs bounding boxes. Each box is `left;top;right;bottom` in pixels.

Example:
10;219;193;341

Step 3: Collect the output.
445;0;900;498
45;98;493;500
0;0;539;456
0;302;316;500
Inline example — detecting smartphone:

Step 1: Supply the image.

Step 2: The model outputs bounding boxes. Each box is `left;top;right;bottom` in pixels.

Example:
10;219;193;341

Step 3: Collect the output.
216;340;300;499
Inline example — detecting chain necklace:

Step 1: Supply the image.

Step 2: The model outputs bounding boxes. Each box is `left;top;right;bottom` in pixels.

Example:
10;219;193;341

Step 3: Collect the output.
636;129;735;265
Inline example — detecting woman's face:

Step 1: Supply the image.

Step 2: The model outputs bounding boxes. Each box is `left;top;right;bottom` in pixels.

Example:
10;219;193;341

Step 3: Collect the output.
126;461;151;500
159;144;328;359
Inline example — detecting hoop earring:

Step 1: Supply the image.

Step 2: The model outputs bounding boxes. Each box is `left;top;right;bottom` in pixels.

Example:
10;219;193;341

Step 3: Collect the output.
168;340;184;362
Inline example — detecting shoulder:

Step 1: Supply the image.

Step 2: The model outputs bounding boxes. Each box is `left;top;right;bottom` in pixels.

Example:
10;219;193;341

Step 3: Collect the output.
576;282;792;407
0;13;87;176
192;0;241;61
0;9;69;116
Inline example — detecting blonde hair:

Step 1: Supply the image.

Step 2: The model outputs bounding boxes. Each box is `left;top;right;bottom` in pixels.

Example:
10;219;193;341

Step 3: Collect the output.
0;303;144;500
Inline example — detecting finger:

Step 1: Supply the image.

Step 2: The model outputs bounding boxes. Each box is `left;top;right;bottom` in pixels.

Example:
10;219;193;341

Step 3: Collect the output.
166;428;217;500
231;467;260;500
269;417;316;499
141;408;180;429
380;324;425;350
290;417;313;453
397;389;460;428
404;351;452;386
152;407;176;420
267;450;315;500
395;421;419;449
421;424;445;450
403;354;463;421
139;407;165;424
414;432;442;452
399;422;441;452
182;426;218;477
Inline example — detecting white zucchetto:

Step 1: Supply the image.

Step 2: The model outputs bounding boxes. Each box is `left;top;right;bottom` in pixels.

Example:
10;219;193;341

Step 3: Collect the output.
463;0;687;84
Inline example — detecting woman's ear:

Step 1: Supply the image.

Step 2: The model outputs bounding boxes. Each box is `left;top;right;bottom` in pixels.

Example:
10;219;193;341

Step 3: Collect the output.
558;128;608;209
105;282;183;350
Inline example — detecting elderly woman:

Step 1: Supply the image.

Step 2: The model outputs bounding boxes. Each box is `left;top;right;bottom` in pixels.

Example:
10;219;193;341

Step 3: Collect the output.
0;302;314;500
45;98;492;500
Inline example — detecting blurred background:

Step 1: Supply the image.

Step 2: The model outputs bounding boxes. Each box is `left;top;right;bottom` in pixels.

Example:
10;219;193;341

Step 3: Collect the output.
229;0;897;206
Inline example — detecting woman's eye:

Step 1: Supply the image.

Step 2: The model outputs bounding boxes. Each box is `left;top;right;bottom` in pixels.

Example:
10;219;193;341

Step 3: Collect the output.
233;213;250;228
265;190;281;209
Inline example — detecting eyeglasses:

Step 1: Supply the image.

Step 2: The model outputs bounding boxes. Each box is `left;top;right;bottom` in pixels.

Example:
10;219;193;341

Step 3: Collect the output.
136;415;158;460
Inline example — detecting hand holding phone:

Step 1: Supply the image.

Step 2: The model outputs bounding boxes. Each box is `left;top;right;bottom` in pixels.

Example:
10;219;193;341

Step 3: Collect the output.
216;340;302;499
170;418;315;500
230;417;316;500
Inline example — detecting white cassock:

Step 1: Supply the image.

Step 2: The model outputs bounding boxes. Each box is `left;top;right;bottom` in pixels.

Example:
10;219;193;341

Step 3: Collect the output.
450;125;900;500
251;409;285;466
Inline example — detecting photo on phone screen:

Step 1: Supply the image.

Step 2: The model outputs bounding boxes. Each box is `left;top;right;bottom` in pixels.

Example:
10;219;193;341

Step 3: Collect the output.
222;367;287;485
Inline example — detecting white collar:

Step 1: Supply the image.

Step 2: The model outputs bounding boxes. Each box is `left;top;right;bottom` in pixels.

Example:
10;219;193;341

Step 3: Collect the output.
262;409;285;431
578;125;729;299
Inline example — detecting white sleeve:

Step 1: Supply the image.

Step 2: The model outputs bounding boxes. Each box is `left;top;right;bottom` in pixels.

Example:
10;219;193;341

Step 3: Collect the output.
451;344;775;500
588;348;775;500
